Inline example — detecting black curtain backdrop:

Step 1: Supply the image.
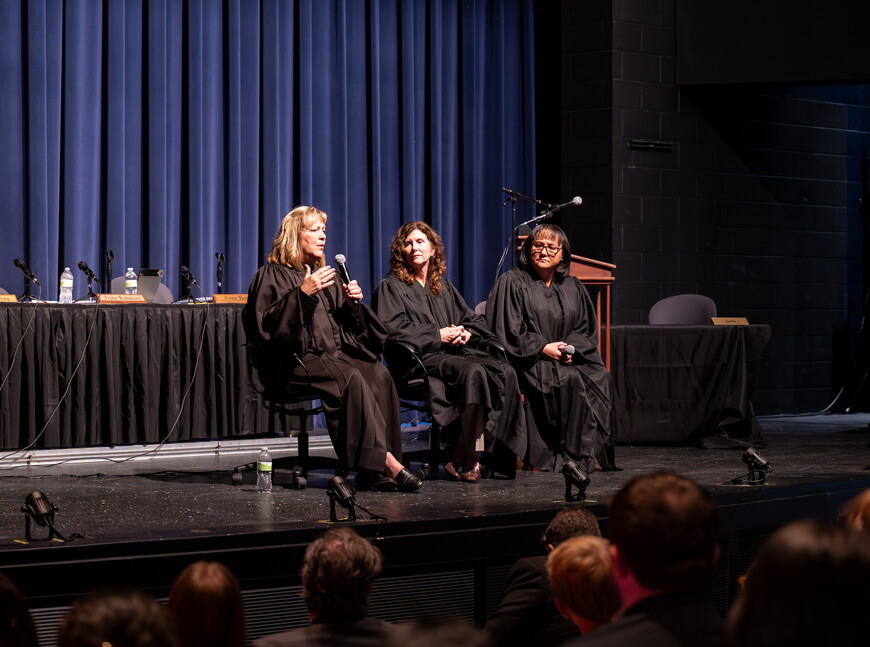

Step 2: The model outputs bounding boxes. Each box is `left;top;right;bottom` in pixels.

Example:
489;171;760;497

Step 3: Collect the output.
0;0;537;306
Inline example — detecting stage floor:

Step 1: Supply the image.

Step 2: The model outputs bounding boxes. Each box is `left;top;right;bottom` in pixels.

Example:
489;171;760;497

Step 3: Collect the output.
0;413;867;547
1;413;869;647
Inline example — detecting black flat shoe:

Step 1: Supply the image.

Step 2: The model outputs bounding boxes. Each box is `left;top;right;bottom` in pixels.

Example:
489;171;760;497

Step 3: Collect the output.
394;468;423;492
561;459;590;502
355;470;397;492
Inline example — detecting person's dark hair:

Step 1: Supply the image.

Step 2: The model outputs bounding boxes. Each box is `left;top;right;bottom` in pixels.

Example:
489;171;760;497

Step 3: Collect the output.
58;588;177;647
389;221;447;296
301;527;383;622
517;224;571;278
608;471;718;590
543;506;601;546
0;572;38;647
727;519;870;647
167;561;244;647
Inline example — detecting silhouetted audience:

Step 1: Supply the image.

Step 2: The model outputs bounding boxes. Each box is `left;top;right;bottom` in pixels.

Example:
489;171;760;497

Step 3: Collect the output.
485;507;602;645
167;561;245;647
0;572;38;647
58;588;177;647
253;527;398;647
727;519;870;647
841;487;870;532
566;471;723;647
547;535;620;636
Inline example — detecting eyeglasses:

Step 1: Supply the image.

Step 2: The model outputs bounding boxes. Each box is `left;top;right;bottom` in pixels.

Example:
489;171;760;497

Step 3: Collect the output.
531;241;562;254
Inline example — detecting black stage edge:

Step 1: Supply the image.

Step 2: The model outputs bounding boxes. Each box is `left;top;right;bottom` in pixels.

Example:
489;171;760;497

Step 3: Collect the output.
0;414;868;647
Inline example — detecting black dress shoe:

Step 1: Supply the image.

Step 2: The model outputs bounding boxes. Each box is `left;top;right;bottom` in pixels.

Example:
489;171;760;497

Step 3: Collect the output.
355;470;397;492
394;468;423;492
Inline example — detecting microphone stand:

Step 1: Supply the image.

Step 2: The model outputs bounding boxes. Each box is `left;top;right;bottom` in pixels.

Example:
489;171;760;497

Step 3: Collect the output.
104;250;114;290
215;253;224;295
19;276;39;303
75;277;99;302
495;189;554;281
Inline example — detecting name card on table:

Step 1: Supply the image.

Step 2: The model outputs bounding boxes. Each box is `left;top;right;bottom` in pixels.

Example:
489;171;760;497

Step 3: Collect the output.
712;317;749;326
0;295;18;303
96;294;147;304
212;294;247;304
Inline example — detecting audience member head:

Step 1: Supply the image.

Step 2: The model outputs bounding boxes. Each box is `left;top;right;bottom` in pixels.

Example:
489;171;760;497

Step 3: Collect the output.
841;487;870;532
608;471;718;592
58;588;177;647
547;535;620;634
301;527;383;623
266;206;328;268
0;572;38;647
543;506;601;548
389;619;491;647
389;221;447;295
727;519;870;647
517;224;572;278
167;561;244;647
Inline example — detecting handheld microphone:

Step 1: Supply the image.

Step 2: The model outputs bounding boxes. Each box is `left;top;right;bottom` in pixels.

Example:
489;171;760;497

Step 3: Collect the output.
77;261;98;282
14;258;40;286
180;265;200;286
334;254;358;304
561;344;575;361
522;196;583;227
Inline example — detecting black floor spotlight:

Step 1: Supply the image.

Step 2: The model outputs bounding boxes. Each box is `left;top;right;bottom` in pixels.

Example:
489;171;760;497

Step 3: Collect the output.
561;460;591;502
731;448;772;486
21;491;69;542
327;476;386;523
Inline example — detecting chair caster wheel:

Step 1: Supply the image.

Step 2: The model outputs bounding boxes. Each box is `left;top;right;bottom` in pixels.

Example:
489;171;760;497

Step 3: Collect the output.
232;471;243;486
290;475;307;490
419;463;432;478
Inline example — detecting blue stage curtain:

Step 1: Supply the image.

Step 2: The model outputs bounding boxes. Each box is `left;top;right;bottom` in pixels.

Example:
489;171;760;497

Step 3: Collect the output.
0;0;536;305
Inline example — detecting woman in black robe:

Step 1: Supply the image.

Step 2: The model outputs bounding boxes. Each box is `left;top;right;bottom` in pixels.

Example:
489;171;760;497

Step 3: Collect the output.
486;224;616;494
242;206;422;492
372;222;525;481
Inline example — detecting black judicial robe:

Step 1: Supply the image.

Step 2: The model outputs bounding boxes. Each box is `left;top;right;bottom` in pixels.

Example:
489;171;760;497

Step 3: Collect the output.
242;264;402;471
486;266;616;472
372;274;526;454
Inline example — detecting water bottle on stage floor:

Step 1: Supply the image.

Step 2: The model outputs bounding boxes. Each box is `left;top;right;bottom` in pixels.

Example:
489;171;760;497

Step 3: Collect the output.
257;448;273;493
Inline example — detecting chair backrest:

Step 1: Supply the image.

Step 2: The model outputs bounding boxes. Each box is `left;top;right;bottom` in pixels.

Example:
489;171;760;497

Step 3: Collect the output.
110;276;174;304
648;294;717;325
0;287;8;295
474;301;486;316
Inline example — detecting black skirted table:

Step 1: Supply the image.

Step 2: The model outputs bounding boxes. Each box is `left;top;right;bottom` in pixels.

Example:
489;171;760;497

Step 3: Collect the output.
0;302;282;450
610;324;771;446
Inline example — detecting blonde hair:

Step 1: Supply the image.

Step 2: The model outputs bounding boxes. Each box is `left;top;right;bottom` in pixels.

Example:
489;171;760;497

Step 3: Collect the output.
266;206;327;268
546;535;620;623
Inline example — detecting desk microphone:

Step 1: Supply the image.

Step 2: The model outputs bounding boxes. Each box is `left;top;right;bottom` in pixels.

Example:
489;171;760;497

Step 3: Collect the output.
561;344;575;361
77;261;99;283
14;258;40;286
180;265;200;287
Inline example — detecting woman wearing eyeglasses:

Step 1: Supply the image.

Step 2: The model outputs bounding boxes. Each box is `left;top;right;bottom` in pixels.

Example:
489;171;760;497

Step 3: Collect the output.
486;224;616;497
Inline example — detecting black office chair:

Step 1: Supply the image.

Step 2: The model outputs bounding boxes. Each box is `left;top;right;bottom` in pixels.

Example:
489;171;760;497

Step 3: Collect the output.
384;338;509;478
648;294;717;324
233;343;343;489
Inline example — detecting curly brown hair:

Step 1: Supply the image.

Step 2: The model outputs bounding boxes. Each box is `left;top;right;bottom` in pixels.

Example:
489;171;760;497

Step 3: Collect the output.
266;206;327;269
389;221;447;296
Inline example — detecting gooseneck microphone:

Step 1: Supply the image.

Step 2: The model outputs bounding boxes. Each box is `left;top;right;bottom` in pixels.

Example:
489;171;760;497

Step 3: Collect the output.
77;261;99;283
334;254;358;304
14;258;40;286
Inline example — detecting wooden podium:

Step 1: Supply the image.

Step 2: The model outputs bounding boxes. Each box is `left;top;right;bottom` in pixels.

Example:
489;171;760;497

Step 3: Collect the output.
569;254;616;370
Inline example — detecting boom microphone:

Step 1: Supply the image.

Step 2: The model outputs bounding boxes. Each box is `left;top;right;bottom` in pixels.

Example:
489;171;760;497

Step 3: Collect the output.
521;196;583;227
14;258;40;286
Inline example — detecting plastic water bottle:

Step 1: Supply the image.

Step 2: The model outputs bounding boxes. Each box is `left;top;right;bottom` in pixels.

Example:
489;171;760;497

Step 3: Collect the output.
256;448;273;492
59;267;74;303
124;268;138;294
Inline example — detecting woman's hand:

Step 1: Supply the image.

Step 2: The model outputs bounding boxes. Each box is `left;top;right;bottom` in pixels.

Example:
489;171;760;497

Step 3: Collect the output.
542;341;569;362
343;280;363;307
440;325;468;346
300;265;336;296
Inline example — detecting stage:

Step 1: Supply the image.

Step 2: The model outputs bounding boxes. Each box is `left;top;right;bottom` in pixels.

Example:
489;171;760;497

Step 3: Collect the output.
0;414;868;646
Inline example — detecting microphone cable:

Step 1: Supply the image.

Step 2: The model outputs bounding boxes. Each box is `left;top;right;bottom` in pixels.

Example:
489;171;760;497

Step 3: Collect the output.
0;284;44;398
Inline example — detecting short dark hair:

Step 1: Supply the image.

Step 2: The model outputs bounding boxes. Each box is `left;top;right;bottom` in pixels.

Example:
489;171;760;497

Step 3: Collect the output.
301;527;383;622
0;572;38;647
517;224;571;278
544;507;601;546
608;471;718;590
58;588;177;647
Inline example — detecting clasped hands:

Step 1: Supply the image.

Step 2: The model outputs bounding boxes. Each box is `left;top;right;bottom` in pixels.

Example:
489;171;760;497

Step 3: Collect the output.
300;264;362;306
441;325;471;346
542;341;573;364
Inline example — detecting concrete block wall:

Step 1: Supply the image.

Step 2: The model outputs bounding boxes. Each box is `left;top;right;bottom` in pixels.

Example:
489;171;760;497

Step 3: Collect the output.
555;0;869;413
